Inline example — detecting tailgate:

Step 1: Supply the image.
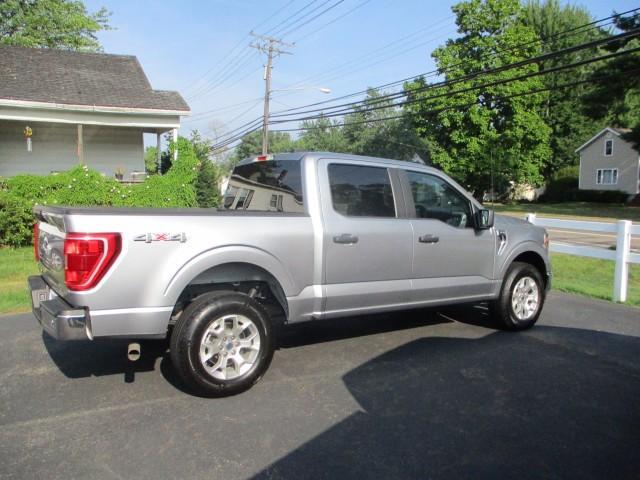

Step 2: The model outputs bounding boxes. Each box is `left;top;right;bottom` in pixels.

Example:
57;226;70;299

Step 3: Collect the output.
36;218;67;293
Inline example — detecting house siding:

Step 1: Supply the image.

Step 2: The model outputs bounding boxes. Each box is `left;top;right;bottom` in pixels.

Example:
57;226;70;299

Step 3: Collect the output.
578;131;640;195
0;120;144;179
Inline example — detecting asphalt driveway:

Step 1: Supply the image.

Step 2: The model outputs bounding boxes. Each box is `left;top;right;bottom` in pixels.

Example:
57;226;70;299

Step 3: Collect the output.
1;292;639;479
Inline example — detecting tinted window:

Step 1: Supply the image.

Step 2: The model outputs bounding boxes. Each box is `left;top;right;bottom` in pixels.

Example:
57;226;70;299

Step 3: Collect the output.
328;164;395;218
223;160;304;213
407;171;471;228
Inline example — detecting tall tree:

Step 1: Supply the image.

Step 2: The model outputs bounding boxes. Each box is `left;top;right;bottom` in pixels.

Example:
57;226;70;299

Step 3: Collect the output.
0;0;111;51
230;130;295;166
297;117;349;153
582;12;640;149
405;0;552;197
343;88;428;161
522;0;609;174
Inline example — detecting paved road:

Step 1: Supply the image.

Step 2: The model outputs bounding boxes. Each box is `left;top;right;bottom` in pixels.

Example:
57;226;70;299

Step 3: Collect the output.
548;227;640;252
498;212;640;251
1;292;639;479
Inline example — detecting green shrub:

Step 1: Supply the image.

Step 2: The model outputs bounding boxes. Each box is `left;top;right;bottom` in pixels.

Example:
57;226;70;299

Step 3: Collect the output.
539;175;579;202
0;137;202;247
575;190;630;203
0;191;33;248
530;164;630;204
552;165;579;181
196;160;220;208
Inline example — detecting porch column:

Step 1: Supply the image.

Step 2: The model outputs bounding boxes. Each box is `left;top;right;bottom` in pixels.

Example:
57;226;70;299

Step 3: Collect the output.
156;130;162;175
172;128;178;161
77;124;84;164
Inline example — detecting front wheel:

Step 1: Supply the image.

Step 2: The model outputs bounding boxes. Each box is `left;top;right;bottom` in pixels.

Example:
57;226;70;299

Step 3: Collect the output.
170;291;274;397
489;262;545;331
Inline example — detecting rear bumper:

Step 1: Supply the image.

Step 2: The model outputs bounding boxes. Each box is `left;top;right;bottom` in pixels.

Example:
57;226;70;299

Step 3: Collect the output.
28;276;91;341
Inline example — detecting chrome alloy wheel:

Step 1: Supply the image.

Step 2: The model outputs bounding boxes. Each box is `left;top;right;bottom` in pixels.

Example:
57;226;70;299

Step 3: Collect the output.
511;276;540;321
199;314;261;380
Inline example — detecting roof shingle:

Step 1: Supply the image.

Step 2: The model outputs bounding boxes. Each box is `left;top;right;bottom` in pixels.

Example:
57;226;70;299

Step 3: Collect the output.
0;44;189;112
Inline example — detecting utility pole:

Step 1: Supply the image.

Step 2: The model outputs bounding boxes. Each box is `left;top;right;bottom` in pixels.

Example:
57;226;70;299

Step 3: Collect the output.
250;32;293;155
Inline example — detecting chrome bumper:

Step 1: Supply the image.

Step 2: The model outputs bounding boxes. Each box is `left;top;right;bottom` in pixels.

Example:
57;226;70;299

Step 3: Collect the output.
28;276;91;341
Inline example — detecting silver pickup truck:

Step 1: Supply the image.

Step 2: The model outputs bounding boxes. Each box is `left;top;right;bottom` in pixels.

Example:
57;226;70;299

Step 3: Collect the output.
29;152;551;396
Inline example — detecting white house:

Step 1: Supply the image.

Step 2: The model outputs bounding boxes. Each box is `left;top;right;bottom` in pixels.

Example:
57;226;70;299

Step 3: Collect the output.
576;127;640;196
0;45;190;181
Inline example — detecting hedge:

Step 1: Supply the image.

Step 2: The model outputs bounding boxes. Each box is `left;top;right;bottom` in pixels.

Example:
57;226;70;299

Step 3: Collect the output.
0;138;200;247
538;166;629;204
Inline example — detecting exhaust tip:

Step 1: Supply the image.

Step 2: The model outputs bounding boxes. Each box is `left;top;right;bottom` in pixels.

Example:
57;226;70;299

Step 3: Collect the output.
127;342;141;362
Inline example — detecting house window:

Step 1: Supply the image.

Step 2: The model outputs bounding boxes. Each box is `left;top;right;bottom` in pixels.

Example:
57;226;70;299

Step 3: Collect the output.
604;139;613;156
596;168;618;185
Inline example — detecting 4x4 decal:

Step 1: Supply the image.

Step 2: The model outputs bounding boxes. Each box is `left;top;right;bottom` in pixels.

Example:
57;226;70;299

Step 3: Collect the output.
134;233;187;243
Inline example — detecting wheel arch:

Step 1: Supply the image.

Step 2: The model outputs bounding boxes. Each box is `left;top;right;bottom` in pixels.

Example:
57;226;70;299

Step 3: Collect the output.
500;242;551;288
164;246;295;319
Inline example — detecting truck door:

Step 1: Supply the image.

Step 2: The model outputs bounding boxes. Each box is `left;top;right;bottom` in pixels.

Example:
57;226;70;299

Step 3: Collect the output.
318;159;413;316
401;169;496;303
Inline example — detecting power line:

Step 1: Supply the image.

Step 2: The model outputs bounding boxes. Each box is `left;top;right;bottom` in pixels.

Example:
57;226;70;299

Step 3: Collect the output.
292;0;372;44
206;11;639;149
270;8;637;116
263;0;320;36
186;0;323;100
187;96;267;120
270;66;640;133
278;0;346;38
183;0;299;96
281;14;454;91
269;27;640;120
271;45;640;126
208;43;639;150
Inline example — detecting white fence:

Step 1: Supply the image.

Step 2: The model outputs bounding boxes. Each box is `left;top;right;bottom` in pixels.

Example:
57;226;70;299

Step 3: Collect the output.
524;214;640;303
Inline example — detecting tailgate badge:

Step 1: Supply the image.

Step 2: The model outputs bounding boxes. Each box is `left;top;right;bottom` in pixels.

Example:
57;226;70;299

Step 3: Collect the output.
134;233;187;243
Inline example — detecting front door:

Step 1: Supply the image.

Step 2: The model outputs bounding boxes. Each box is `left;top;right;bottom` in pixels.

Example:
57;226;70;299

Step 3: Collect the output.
402;170;496;304
318;160;413;316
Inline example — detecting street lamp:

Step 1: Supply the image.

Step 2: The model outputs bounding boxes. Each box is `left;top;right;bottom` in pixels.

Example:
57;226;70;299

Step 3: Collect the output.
262;85;331;154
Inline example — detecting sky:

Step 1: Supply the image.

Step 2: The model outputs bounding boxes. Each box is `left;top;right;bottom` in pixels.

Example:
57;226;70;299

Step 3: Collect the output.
84;0;639;147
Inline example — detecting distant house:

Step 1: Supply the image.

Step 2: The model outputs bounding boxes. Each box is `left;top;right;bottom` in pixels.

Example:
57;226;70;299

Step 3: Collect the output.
0;45;190;180
576;127;640;196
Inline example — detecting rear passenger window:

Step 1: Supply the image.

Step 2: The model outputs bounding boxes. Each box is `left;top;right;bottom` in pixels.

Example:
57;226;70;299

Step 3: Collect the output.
328;164;396;218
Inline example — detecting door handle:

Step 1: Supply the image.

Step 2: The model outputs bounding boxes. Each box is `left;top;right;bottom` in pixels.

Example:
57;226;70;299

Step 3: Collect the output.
419;234;439;244
333;233;359;244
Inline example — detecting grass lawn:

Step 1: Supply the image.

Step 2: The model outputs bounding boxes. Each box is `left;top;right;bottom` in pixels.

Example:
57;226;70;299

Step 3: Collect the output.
0;247;38;315
551;253;640;306
491;202;640;223
0;247;638;316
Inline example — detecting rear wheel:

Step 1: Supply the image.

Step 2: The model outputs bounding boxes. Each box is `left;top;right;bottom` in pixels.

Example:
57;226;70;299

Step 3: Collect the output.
489;262;545;331
170;291;274;397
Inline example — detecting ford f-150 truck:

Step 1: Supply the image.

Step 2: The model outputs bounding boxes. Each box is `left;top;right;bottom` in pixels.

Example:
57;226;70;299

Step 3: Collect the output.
29;152;551;396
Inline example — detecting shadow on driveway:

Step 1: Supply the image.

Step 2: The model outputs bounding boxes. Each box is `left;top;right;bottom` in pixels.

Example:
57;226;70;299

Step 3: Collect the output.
254;317;640;479
41;306;451;391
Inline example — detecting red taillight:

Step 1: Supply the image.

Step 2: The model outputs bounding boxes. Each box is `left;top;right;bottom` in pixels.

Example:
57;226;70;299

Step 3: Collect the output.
64;233;121;291
33;223;40;262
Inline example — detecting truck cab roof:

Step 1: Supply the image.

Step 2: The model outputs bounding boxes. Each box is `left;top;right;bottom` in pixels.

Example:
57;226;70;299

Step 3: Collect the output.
238;151;438;173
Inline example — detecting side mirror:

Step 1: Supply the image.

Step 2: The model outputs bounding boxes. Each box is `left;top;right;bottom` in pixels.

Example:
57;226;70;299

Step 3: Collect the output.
474;209;494;230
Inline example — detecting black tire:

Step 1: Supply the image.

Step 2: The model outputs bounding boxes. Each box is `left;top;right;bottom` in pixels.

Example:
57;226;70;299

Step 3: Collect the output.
170;291;274;397
489;261;545;331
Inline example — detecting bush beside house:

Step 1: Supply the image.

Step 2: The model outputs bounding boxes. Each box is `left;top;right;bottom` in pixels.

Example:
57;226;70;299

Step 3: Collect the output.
0;138;207;248
538;166;629;204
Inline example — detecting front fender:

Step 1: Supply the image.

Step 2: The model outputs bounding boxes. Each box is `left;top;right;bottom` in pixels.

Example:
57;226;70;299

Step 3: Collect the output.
162;245;297;306
497;241;551;280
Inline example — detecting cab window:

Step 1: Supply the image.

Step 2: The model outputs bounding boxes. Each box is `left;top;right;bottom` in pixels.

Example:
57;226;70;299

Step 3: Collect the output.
406;171;471;228
222;160;304;213
328;164;396;218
